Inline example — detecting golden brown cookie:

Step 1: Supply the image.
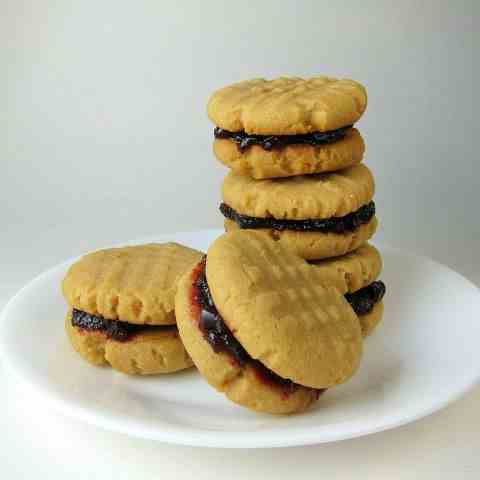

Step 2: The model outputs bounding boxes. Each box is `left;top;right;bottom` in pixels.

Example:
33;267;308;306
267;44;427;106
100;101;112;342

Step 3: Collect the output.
225;217;378;260
222;164;374;220
175;230;363;413
207;76;367;134
65;311;193;375
310;243;383;293
62;243;204;325
205;230;362;389
213;127;365;179
309;244;385;336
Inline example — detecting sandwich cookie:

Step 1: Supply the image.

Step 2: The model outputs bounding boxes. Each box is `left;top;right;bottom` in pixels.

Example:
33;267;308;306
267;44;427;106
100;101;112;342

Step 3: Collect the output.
62;243;203;375
208;76;367;179
222;164;378;260
175;230;363;414
310;244;386;337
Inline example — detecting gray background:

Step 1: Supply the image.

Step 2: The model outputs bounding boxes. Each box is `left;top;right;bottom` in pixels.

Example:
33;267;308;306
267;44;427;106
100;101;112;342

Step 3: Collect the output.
2;0;478;276
1;2;480;478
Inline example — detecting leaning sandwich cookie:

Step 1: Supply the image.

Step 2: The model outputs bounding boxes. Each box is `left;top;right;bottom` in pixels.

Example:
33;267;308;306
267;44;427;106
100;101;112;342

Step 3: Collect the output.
221;164;378;260
208;76;367;179
175;230;364;414
62;243;203;375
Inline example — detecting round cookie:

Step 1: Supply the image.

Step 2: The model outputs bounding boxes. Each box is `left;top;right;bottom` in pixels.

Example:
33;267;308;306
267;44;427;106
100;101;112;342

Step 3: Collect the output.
207;76;367;135
185;231;362;390
213;127;365;179
223;164;374;220
206;231;362;389
62;243;204;325
225;217;378;261
65;311;193;375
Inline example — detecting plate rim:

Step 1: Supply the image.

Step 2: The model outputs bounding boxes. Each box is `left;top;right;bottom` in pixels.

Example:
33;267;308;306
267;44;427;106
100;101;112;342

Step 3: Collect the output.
1;229;480;448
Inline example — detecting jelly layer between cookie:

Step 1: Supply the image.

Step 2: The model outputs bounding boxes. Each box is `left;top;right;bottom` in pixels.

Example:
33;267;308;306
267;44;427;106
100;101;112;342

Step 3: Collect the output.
220;201;375;233
214;125;352;152
71;309;177;342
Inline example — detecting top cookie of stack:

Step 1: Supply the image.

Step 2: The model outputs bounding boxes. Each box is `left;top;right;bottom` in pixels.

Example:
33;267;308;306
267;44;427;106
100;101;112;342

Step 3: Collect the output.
208;76;367;179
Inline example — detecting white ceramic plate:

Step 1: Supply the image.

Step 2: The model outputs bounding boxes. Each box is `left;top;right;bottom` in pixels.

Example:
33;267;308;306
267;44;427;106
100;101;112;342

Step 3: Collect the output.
1;229;480;448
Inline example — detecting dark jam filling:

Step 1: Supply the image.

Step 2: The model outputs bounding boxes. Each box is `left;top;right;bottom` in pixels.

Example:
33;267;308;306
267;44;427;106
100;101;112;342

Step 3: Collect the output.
214;125;352;152
194;268;249;366
192;259;322;397
71;309;175;342
220;201;375;233
345;281;386;316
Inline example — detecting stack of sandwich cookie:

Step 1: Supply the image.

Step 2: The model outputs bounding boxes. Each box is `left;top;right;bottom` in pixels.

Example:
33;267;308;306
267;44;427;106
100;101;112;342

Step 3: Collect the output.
208;75;378;261
208;75;384;301
62;243;203;375
203;75;386;413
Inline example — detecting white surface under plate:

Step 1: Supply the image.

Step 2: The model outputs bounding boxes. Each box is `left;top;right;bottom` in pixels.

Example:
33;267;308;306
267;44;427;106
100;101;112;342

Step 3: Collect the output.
1;229;479;448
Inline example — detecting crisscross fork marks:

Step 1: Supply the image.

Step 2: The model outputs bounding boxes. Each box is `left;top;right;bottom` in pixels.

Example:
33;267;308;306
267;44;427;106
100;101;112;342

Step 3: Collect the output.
222;164;374;221
63;243;203;325
232;234;361;378
208;76;367;135
244;233;359;369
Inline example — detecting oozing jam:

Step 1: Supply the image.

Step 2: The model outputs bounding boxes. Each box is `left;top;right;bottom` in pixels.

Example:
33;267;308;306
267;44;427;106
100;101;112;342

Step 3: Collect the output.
214;125;352;152
71;309;176;342
345;281;386;316
220;201;375;233
191;258;323;398
193;270;249;366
